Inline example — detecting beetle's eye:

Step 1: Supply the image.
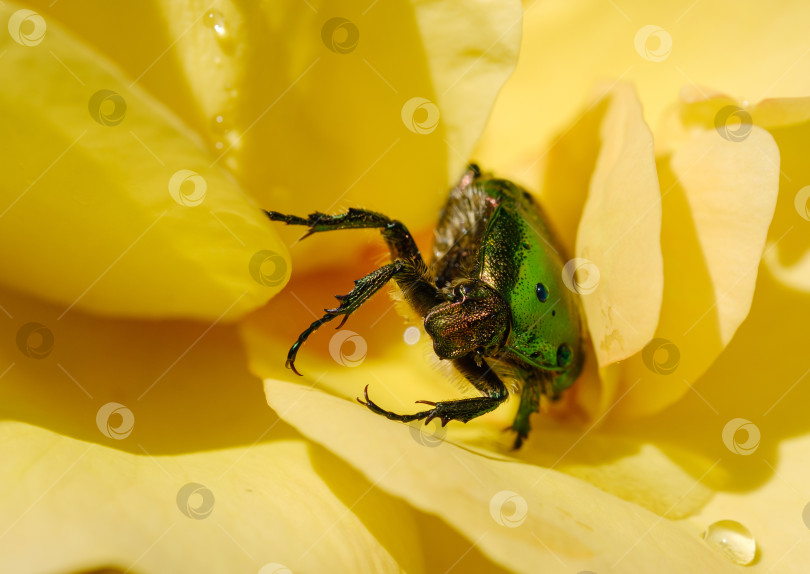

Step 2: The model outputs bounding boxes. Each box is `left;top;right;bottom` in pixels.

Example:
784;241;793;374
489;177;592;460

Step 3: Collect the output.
557;343;573;367
453;283;475;301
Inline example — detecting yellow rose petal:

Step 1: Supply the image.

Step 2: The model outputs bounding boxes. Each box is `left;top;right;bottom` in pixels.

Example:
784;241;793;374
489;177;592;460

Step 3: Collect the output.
613;125;779;417
0;423;420;573
0;286;420;573
575;83;663;368
24;0;205;132
611;264;810;572
0;3;287;320
672;129;778;345
518;425;720;519
156;0;521;270
750;98;810;294
264;379;742;573
476;0;810;180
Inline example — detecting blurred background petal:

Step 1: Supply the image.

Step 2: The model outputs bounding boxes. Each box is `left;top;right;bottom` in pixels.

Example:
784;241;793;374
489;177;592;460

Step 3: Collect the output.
0;2;287;320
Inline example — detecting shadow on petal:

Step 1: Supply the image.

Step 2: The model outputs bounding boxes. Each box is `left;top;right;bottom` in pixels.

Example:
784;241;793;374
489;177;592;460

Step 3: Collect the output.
0;285;292;455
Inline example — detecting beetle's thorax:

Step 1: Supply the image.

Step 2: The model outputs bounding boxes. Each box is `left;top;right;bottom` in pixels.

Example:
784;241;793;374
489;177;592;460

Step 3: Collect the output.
423;279;510;360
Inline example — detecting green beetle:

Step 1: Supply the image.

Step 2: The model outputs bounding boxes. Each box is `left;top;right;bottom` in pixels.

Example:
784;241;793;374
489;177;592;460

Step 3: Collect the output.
266;165;584;448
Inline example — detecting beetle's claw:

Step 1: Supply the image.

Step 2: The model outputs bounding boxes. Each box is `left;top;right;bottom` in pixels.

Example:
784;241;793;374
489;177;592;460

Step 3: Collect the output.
357;385;376;409
285;358;303;376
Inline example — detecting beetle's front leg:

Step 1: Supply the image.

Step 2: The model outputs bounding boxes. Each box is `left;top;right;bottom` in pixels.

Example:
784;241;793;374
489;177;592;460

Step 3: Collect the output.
265;208;423;268
358;355;508;426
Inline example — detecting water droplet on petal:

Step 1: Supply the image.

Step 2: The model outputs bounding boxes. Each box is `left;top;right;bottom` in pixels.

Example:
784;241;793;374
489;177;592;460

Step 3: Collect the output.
204;10;228;39
703;520;756;565
224;129;242;151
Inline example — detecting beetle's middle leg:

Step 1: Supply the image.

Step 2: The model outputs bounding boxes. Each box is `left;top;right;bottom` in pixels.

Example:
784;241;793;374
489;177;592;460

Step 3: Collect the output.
285;259;431;375
510;373;544;449
359;355;508;426
283;261;398;374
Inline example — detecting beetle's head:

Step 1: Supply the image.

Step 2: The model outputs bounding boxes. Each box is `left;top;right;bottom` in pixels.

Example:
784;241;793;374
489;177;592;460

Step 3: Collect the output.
424;279;510;360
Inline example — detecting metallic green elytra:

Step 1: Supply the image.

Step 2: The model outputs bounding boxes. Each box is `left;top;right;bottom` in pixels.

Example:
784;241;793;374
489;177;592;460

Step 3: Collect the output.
266;165;584;448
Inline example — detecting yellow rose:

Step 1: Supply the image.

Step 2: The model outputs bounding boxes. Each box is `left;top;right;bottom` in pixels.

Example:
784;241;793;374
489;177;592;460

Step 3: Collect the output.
4;0;809;572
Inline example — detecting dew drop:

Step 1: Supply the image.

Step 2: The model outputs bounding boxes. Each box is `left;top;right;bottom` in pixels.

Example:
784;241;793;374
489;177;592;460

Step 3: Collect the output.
703;520;756;565
224;129;242;151
212;114;226;130
403;326;421;345
204;10;228;39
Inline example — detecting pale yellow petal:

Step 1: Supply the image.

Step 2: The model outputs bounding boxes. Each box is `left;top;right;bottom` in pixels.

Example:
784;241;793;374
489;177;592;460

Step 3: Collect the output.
692;434;810;572
0;285;421;573
575;83;663;367
0;2;287;320
611;126;779;418
264;379;743;574
516;425;720;519
672;129;779;346
0;424;423;573
750;98;810;294
476;0;810;180
607;263;810;572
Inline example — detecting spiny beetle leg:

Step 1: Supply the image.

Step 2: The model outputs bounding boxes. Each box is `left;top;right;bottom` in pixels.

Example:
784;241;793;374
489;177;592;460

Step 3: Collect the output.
285;260;409;376
265;208;422;265
357;356;509;427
